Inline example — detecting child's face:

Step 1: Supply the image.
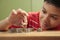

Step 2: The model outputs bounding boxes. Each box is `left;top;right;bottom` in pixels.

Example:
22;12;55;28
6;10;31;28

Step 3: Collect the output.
40;2;60;30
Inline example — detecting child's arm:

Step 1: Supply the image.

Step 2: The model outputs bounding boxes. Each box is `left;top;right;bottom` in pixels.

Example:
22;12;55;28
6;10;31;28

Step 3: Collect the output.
0;9;28;31
0;18;10;31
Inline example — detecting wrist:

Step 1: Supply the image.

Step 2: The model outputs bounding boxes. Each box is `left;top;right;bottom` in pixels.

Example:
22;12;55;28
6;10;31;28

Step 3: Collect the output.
4;17;11;30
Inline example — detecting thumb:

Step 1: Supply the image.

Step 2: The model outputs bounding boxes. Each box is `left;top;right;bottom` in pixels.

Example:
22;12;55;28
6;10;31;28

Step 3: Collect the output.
11;9;17;16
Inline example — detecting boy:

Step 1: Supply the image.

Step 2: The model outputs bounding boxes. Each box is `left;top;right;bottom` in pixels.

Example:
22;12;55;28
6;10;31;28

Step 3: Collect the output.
0;0;60;32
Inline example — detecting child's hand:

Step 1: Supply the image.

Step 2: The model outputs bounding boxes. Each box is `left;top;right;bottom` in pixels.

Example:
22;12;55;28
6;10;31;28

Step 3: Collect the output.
8;9;28;28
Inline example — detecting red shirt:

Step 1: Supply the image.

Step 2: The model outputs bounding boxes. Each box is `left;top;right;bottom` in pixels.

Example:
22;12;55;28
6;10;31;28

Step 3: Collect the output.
9;12;60;30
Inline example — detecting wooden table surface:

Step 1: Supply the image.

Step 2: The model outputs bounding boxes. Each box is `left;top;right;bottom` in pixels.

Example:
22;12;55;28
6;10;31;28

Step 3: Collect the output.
0;31;60;40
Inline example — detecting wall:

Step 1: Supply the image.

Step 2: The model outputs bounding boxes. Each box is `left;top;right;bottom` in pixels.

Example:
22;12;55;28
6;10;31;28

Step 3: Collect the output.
0;0;44;20
32;0;44;11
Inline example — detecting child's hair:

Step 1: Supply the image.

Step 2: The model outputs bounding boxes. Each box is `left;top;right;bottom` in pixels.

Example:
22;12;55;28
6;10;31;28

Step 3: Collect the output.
44;0;60;8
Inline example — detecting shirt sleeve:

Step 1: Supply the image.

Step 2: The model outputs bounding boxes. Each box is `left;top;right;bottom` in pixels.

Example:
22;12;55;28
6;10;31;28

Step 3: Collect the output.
27;12;41;30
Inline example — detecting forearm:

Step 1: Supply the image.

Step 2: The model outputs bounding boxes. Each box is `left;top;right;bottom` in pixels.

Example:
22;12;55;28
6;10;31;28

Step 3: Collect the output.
0;18;10;30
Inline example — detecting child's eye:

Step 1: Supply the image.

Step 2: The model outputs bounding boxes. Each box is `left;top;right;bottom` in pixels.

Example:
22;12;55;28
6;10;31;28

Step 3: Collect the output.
42;10;47;14
51;15;58;20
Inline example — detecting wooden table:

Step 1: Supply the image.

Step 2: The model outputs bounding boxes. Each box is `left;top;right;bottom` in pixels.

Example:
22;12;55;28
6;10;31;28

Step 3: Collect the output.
0;31;60;40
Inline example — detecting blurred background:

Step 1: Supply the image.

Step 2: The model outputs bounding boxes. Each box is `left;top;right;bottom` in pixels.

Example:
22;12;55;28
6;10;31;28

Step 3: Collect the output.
0;0;44;20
